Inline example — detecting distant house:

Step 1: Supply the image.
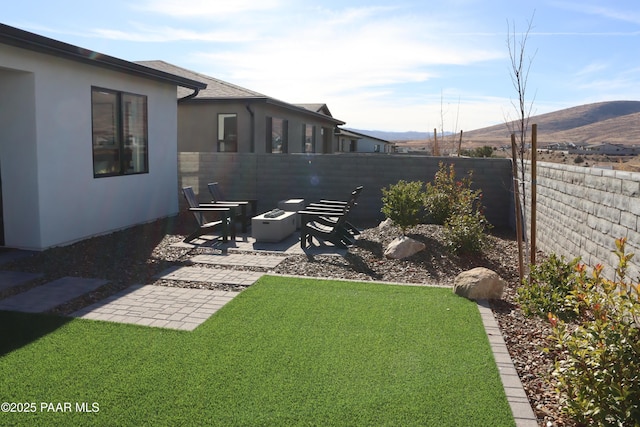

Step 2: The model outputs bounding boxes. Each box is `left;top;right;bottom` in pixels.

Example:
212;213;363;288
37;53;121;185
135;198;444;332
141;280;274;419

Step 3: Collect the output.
137;61;345;154
336;129;395;153
575;142;639;156
0;24;205;250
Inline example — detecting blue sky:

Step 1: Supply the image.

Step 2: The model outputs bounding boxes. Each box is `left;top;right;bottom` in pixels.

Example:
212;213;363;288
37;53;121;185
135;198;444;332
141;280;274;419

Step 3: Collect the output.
4;0;640;132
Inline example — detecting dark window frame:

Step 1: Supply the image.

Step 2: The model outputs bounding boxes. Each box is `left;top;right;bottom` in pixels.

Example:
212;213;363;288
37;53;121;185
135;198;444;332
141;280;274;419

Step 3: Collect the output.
303;124;316;153
217;113;238;152
266;116;288;153
91;86;148;178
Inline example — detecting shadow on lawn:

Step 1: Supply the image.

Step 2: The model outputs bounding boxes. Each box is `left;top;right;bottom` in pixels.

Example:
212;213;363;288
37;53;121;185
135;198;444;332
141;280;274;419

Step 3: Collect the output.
0;311;72;357
0;214;193;354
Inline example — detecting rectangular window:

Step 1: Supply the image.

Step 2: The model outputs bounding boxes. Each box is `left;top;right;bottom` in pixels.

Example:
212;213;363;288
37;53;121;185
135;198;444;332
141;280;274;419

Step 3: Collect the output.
92;87;148;177
217;113;238;152
267;117;288;153
303;124;316;153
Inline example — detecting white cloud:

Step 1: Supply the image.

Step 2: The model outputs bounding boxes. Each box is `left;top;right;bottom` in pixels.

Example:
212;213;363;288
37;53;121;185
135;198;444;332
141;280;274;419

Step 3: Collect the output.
551;1;640;25
192;7;503;101
90;24;257;43
574;61;609;77
134;0;284;18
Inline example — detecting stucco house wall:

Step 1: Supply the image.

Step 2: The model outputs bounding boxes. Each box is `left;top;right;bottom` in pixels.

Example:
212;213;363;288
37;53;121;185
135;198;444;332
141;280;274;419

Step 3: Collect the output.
139;61;344;155
337;129;394;153
0;28;202;250
178;99;340;154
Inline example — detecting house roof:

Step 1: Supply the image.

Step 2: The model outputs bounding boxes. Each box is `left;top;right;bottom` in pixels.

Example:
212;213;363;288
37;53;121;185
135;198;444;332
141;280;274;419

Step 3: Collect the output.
0;23;206;92
340;128;393;145
336;129;362;139
295;103;334;117
138;60;345;125
136;60;265;100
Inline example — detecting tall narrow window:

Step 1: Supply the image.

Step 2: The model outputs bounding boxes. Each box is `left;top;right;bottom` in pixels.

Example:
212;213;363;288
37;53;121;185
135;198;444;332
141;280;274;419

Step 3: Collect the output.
217;113;238;152
92;87;147;177
303;124;316;153
267;117;288;153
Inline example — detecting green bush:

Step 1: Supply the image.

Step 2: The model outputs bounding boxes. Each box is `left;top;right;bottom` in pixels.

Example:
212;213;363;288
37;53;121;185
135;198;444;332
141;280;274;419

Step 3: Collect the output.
443;211;490;254
516;253;581;321
424;163;462;225
423;163;490;254
380;180;424;235
460;146;494;158
543;238;640;425
424;162;482;225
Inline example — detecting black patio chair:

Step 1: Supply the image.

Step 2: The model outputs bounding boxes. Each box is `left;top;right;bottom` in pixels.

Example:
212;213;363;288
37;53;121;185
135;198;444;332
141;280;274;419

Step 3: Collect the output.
305;187;363;237
309;186;363;209
299;204;356;249
207;182;258;218
182;186;236;243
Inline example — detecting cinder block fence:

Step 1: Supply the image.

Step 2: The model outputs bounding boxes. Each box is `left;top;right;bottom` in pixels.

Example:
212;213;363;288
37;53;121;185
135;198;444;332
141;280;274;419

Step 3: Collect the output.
178;153;514;228
523;162;640;280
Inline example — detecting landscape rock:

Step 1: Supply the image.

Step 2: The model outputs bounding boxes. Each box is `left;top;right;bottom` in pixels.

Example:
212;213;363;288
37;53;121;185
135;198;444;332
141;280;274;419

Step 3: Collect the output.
378;218;394;229
453;267;506;300
383;236;425;259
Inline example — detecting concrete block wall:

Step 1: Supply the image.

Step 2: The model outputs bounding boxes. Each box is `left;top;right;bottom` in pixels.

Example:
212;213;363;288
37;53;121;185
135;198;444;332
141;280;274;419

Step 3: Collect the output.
523;161;640;280
178;153;514;228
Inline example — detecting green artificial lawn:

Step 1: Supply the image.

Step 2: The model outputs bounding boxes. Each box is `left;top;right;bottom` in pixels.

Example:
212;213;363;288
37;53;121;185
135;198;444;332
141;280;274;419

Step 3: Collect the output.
0;276;514;426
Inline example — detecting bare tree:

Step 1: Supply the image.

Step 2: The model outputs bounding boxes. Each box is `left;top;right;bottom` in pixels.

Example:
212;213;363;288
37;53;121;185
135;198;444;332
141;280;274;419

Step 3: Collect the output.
507;12;537;157
506;11;537;272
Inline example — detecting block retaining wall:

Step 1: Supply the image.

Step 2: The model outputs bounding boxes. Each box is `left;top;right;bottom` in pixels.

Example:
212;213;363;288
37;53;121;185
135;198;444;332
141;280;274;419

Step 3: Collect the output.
522;161;640;280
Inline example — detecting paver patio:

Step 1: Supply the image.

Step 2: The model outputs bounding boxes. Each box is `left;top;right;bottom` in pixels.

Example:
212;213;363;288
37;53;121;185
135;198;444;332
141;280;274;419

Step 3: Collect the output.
72;284;239;331
155;265;263;286
190;253;286;268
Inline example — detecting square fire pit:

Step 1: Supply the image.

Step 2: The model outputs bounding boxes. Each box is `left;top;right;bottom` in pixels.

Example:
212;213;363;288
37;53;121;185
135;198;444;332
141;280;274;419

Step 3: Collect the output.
251;211;297;242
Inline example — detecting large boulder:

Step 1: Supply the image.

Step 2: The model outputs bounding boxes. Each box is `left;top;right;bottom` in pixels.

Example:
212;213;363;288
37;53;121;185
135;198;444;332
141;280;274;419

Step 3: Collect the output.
453;267;506;300
384;236;426;259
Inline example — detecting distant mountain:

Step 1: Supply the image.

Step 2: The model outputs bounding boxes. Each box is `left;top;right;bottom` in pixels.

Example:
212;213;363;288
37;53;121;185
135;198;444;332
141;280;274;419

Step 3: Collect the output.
463;100;640;146
344;129;432;141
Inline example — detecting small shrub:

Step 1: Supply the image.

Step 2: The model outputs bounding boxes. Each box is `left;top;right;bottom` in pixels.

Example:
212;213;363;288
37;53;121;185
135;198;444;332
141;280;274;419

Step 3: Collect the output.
544;238;640;425
574;155;584;164
443;211;490;254
516;253;581;321
424;162;480;225
424;163;490;254
380;180;424;235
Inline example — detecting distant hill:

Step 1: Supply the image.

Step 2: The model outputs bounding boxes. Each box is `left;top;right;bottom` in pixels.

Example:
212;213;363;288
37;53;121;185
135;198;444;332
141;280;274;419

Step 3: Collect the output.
463;100;640;146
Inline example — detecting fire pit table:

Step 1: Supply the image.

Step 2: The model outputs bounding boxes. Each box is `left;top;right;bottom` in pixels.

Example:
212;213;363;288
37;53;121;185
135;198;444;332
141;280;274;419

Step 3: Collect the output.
251;210;297;242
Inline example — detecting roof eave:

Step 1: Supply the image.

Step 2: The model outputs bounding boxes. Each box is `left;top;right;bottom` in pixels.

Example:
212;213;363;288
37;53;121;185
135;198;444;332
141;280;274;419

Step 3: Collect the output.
267;99;345;125
0;24;206;90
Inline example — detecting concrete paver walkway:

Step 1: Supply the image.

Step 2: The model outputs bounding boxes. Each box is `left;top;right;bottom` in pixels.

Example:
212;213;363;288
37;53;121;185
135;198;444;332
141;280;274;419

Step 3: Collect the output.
155;265;263;286
0;270;43;292
0;276;108;313
72;284;239;331
190;253;285;269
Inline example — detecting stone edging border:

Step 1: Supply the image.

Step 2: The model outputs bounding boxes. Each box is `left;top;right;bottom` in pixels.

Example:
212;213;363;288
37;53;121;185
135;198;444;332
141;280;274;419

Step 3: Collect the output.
476;299;538;427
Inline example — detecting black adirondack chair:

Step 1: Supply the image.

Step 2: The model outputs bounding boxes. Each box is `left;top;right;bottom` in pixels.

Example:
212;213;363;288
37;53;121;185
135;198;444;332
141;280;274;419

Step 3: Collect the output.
299;204;355;249
207;182;258;217
305;186;363;237
182;186;236;243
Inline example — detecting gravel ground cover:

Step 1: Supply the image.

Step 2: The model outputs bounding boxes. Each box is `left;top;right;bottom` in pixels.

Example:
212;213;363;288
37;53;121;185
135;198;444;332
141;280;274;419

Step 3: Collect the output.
0;213;573;426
